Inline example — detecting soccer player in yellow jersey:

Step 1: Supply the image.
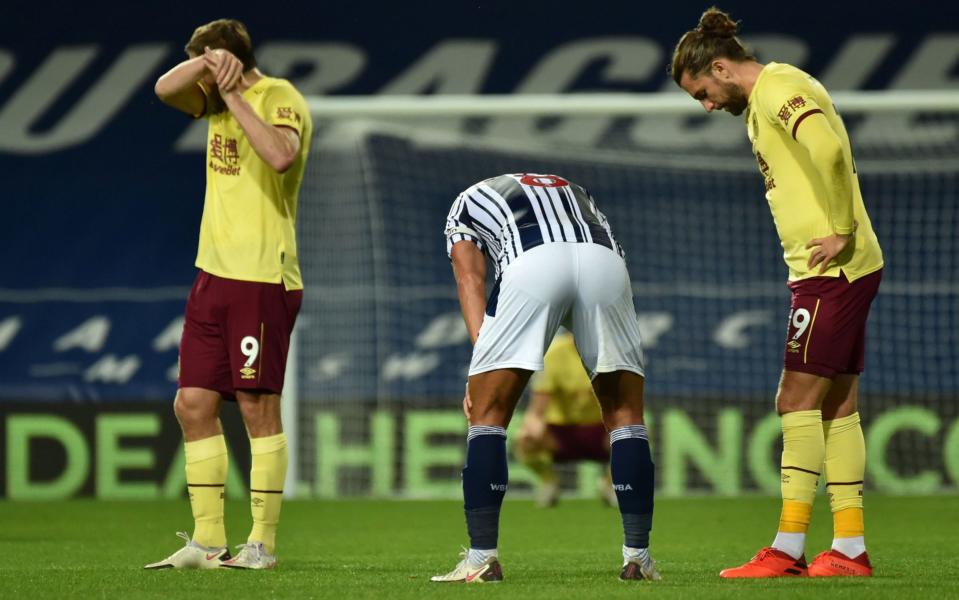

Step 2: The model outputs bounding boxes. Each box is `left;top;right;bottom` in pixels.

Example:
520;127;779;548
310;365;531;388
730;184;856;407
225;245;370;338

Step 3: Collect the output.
517;332;617;507
671;7;883;579
145;19;312;570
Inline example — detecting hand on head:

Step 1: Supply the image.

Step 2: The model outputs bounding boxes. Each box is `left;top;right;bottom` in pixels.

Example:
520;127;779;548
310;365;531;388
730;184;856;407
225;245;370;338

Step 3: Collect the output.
203;46;246;93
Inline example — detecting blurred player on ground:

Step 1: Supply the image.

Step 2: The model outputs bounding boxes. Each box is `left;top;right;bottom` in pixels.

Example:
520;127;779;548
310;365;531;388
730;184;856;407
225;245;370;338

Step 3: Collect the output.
516;331;617;508
432;173;659;583
145;18;312;570
671;7;883;579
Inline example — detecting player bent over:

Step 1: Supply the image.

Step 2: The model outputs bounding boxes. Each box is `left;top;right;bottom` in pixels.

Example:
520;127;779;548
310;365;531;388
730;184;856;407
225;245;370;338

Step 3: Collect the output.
516;331;618;508
431;173;659;583
145;18;312;570
671;7;882;578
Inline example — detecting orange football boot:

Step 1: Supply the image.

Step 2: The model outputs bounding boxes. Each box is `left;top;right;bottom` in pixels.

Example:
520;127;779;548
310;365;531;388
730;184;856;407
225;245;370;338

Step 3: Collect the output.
808;550;873;577
719;547;808;578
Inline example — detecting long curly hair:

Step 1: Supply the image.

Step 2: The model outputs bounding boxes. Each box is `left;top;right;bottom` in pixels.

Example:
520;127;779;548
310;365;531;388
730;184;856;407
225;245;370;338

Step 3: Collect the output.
671;7;755;84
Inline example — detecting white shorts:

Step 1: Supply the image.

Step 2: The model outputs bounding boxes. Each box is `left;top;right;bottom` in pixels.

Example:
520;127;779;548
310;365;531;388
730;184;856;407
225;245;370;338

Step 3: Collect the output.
468;242;646;378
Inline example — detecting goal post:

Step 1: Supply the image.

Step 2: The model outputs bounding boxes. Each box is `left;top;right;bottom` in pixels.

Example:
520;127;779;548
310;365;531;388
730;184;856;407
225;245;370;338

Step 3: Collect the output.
287;91;959;499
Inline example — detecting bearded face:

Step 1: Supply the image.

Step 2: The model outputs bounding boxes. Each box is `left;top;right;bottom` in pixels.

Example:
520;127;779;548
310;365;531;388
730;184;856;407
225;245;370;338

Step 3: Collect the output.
717;79;749;116
680;70;749;116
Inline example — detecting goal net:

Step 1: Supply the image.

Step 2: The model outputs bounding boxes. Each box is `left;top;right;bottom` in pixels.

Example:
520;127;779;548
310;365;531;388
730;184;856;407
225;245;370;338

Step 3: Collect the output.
289;92;959;499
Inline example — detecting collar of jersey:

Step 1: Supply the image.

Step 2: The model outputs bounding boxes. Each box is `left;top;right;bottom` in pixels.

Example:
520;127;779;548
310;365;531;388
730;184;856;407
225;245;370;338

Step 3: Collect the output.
241;75;271;99
747;61;776;111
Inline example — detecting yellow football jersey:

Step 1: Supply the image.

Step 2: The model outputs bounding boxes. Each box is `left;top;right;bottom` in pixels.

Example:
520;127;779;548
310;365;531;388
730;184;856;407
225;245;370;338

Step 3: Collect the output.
530;333;603;425
195;76;312;290
745;62;883;282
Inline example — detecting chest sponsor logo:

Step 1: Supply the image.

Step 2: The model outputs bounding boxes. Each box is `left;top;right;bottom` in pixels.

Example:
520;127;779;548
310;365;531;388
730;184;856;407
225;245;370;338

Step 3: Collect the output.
755;151;775;191
209;133;241;176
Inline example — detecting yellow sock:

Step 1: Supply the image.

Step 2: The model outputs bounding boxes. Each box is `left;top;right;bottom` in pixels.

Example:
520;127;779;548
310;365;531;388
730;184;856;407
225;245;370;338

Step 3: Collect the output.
249;433;288;555
778;410;824;534
823;412;865;538
185;435;228;548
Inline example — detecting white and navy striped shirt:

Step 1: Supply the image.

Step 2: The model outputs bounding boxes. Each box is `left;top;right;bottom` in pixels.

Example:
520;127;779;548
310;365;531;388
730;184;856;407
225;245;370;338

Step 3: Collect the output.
444;173;623;280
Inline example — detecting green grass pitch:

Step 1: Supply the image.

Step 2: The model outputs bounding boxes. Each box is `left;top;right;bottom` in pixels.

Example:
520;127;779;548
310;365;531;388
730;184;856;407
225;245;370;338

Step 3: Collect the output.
1;495;956;598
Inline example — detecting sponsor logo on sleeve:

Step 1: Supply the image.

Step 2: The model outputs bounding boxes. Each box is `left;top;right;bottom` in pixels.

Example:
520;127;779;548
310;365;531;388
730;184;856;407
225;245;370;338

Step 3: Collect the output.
777;105;793;126
276;107;302;124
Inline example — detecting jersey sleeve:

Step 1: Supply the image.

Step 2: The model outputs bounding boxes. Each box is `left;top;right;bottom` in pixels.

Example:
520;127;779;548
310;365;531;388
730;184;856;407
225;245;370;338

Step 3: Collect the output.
445;193;485;258
262;83;308;138
757;74;855;234
755;77;826;141
194;81;212;119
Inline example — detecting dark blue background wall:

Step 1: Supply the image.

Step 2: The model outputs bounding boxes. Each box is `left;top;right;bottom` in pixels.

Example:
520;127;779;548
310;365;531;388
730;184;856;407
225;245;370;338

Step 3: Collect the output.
1;1;956;400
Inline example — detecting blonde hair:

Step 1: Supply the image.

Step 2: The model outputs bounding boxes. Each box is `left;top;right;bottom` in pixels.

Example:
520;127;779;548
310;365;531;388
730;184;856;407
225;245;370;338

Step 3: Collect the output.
671;7;754;84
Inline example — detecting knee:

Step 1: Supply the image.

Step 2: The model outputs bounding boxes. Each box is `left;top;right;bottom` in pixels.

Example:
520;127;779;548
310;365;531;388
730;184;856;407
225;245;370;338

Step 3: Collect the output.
776;397;801;415
174;389;218;430
775;372;831;415
776;392;817;415
237;392;282;437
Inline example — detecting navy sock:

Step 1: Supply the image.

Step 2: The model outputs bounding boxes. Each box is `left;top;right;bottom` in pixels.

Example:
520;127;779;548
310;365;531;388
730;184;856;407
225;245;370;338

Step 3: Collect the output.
610;424;655;548
462;425;508;550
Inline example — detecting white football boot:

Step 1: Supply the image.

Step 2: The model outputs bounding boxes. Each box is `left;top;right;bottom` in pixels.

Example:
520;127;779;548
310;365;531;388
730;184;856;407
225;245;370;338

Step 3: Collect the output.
144;531;231;569
619;546;662;581
431;549;503;583
220;541;277;570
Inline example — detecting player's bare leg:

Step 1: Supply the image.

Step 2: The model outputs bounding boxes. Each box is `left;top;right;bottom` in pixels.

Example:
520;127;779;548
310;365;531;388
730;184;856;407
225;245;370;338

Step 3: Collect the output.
593;370;646;430
593;371;659;581
432;368;529;583
721;370;831;578
820;374;857;421
236;390;283;437
810;374;872;576
145;388;230;569
220;391;286;570
175;387;224;441
467;368;530;427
